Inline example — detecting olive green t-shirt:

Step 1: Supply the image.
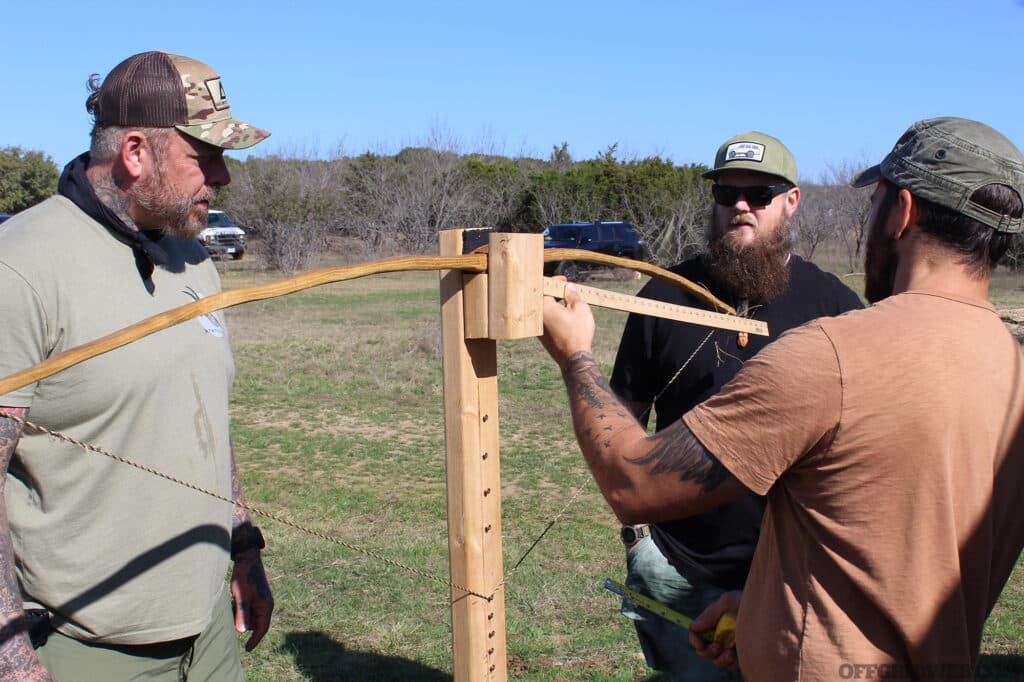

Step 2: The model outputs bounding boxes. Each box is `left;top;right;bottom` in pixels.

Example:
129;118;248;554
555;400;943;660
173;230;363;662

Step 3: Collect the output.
0;196;235;644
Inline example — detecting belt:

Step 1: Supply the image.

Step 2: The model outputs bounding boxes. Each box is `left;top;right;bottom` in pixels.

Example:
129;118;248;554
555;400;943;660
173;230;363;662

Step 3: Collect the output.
620;524;650;545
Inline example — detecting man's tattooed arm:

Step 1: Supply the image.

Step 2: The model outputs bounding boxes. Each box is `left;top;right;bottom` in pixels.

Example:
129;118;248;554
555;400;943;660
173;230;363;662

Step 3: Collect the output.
0;408;55;680
560;353;747;524
229;443;251;530
627;425;731;490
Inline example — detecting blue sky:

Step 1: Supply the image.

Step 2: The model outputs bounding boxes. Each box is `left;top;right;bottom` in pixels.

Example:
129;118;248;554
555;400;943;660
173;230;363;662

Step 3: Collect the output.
5;1;1024;182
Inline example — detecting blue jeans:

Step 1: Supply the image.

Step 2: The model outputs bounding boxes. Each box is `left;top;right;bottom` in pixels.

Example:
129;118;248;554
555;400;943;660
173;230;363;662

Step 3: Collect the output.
622;536;742;681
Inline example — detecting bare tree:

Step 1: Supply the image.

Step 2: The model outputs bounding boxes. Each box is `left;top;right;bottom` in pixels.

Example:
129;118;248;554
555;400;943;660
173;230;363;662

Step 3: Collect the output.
818;161;873;272
791;183;834;262
637;183;711;267
261;219;328;272
218;152;346;270
342;151;405;254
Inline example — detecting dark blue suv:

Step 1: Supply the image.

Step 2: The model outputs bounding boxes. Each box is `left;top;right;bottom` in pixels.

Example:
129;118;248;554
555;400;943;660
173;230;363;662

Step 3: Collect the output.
542;221;645;281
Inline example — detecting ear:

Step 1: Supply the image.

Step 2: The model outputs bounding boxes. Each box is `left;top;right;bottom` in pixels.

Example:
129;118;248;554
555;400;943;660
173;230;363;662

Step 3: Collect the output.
783;186;800;219
892;188;916;240
119;131;149;181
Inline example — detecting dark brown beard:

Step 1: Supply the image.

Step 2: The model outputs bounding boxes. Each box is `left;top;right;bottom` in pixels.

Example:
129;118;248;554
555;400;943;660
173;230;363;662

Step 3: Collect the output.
704;212;793;304
863;195;900;304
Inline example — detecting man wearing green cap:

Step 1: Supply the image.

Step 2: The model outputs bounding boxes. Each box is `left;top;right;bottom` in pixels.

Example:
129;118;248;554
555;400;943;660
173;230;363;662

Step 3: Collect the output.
0;51;272;680
539;116;1024;680
610;131;861;680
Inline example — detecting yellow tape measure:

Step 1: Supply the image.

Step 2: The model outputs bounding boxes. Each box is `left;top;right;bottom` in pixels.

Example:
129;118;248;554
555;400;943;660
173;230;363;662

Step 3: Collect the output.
604;578;736;648
543;278;768;336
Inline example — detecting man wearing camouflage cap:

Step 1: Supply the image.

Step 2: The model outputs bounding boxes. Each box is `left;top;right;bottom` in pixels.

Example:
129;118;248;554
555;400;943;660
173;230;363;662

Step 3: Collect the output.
539;117;1024;680
0;51;272;680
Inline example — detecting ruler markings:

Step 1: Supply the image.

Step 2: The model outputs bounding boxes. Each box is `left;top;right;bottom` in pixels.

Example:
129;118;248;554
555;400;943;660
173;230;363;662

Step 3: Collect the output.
542;278;768;336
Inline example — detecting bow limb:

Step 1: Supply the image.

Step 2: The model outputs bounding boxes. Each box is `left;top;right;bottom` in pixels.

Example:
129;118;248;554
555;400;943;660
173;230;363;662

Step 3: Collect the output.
0;251;727;395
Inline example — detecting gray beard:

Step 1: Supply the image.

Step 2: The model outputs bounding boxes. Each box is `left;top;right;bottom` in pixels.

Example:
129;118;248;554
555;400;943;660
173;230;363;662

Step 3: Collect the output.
131;162;211;240
704;215;793;304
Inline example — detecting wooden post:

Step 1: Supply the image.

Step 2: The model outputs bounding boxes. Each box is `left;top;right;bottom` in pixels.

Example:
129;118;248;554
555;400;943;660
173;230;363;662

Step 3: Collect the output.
486;232;543;340
439;228;508;681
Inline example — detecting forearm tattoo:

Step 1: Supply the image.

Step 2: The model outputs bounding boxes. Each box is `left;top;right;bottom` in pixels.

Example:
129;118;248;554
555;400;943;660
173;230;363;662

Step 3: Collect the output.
562;352;636;445
0;408;41;675
230;451;251;527
562;353;730;493
562;352;621;411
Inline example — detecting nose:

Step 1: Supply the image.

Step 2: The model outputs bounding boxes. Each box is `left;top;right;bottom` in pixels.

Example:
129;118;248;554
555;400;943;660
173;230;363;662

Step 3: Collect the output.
204;155;231;188
732;194;753;211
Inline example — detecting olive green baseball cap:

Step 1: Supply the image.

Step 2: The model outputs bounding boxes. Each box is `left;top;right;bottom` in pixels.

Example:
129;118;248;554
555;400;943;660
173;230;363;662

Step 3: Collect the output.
92;51;270;150
852;117;1024;234
703;131;798;186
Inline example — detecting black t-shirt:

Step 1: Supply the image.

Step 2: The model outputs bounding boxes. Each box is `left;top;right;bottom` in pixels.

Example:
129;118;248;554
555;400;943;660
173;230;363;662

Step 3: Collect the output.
609;255;863;589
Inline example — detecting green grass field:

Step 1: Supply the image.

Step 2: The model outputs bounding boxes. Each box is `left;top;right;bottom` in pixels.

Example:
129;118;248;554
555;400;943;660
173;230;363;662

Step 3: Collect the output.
213;253;1024;681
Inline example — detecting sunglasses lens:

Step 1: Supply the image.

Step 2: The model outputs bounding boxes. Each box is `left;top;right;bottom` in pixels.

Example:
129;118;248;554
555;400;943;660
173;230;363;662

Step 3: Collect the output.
712;185;741;206
745;188;775;206
712;185;783;207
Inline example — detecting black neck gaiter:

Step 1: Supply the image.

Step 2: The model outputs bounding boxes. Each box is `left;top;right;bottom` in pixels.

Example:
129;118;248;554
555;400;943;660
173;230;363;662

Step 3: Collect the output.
57;152;170;281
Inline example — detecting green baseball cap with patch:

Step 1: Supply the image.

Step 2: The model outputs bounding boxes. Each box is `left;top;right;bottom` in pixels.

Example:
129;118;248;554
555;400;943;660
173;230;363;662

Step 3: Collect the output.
703;131;798;186
92;51;270;150
852;117;1024;234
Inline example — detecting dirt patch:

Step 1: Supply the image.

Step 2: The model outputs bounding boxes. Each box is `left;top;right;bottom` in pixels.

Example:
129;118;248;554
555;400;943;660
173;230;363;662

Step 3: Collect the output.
243;410;431;446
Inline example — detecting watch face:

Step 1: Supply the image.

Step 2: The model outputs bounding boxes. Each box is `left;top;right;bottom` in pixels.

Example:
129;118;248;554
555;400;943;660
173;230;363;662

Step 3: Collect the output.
620;527;636;544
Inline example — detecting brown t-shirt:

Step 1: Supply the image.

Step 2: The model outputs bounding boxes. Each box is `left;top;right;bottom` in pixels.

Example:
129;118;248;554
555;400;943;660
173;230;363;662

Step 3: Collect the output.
686;291;1024;681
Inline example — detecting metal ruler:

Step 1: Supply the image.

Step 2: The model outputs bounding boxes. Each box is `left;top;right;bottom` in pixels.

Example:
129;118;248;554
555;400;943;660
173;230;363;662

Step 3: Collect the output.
543;278;768;336
604;578;736;648
604;578;706;635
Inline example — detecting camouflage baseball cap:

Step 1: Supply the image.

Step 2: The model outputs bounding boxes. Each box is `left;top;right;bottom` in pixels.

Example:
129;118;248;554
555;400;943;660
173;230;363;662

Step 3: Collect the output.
852;117;1024;234
703;131;798;186
92;51;270;150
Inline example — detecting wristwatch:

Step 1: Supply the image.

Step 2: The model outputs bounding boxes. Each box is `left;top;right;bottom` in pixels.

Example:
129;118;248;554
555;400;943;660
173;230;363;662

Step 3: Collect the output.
230;523;266;559
620;524;650;546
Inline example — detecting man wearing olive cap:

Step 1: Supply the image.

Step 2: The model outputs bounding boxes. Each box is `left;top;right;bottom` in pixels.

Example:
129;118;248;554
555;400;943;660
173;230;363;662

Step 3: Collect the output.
539;117;1024;680
610;131;861;681
0;51;272;680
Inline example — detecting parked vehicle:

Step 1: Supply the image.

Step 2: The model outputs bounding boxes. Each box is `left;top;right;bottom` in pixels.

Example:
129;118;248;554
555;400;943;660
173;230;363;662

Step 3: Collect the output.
200;209;246;259
0;214;12;224
542;221;644;281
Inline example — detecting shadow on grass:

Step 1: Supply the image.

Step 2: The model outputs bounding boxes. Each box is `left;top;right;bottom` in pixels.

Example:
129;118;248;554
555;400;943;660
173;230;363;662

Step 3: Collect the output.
283;631;452;681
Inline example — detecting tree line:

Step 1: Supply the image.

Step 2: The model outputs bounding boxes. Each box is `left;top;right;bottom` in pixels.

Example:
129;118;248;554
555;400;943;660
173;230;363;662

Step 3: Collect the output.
5;143;1017;274
214;142;882;273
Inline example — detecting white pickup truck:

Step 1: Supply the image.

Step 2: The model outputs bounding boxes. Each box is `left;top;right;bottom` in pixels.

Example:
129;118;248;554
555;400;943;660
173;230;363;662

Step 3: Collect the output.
200;210;247;260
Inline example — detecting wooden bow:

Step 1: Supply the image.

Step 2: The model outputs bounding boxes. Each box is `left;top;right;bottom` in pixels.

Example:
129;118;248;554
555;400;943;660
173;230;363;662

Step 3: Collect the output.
0;250;734;396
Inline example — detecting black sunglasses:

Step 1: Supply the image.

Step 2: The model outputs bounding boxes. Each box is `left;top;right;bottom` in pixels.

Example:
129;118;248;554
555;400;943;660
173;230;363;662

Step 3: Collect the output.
712;183;792;208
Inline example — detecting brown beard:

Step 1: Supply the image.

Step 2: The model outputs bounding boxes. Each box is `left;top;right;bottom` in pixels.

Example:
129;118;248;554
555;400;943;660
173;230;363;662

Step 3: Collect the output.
704;210;794;304
863;190;900;303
